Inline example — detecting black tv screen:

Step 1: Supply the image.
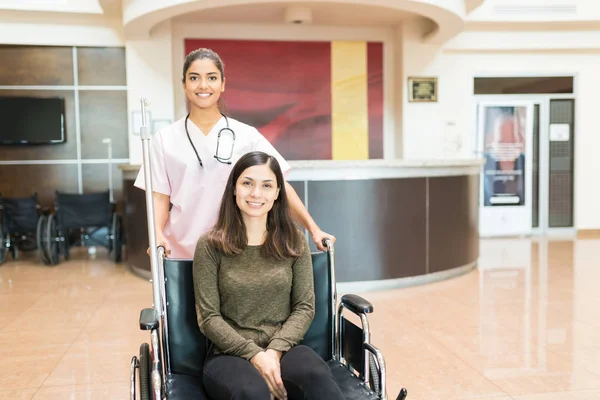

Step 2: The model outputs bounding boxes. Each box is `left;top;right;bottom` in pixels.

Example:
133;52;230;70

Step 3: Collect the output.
0;96;66;145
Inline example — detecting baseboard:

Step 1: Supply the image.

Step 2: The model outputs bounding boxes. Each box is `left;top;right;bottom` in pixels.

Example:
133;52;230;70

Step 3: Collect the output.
576;229;600;239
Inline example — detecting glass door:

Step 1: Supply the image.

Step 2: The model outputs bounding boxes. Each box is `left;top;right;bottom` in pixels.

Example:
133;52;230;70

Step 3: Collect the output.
475;94;576;236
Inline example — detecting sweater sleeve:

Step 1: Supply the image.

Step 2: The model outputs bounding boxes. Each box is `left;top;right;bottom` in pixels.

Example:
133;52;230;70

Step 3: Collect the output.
193;236;263;360
267;239;315;352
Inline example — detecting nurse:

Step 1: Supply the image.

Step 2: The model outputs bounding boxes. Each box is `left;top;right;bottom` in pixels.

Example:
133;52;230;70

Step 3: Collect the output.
134;48;335;258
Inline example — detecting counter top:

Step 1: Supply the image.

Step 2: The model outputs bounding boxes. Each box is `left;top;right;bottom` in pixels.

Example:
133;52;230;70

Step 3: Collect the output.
287;158;483;169
120;158;484;181
119;164;144;172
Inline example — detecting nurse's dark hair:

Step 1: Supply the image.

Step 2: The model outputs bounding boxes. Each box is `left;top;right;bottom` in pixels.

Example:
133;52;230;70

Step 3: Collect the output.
182;47;224;81
207;151;304;260
182;48;226;112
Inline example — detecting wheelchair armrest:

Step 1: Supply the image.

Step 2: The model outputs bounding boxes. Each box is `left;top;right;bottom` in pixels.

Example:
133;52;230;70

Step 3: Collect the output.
139;308;159;331
341;294;373;315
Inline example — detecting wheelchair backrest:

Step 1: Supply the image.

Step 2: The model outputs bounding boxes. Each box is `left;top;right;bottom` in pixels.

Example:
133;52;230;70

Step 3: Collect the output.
299;251;333;361
163;250;333;378
55;191;112;229
164;258;207;378
0;194;40;233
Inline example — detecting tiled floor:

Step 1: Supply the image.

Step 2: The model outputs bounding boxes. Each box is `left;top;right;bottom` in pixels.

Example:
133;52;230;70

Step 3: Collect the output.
1;238;600;399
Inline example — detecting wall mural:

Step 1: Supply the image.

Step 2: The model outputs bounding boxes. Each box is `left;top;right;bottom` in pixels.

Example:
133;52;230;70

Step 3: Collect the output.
185;38;383;160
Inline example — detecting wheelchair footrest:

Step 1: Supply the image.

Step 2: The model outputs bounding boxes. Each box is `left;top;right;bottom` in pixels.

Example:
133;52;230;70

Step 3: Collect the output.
327;360;380;400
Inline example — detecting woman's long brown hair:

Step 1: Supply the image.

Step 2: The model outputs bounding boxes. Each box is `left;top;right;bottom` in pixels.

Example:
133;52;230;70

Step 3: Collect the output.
207;151;304;260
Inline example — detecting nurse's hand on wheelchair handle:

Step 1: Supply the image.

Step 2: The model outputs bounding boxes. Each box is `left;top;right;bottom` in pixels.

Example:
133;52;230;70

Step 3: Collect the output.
311;230;336;251
146;231;171;257
250;351;287;399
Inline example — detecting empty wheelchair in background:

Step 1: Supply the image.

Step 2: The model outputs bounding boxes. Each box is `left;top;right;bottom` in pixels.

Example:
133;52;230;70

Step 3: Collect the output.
0;193;47;264
129;241;409;400
37;190;124;265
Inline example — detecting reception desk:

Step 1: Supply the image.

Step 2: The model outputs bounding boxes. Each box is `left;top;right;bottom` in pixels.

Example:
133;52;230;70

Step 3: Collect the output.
120;159;482;291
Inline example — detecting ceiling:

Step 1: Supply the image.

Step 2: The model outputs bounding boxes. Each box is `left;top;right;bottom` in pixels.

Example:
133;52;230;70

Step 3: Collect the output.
98;0;121;17
171;2;422;26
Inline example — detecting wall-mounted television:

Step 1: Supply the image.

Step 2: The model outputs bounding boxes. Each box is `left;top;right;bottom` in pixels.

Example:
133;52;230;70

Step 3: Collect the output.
0;96;66;145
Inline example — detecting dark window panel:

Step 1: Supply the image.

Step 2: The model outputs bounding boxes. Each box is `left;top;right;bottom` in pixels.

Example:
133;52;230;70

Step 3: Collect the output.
79;90;129;159
77;47;127;86
0;45;74;86
474;77;573;95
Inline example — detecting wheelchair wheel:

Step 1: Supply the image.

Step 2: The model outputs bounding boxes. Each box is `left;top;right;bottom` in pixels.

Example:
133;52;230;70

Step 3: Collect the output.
9;243;18;261
62;229;70;261
36;215;51;265
0;223;7;265
110;213;123;263
139;343;151;400
45;214;60;265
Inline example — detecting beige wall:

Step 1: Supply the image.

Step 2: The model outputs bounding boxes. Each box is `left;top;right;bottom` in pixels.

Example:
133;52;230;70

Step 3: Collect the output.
2;8;600;229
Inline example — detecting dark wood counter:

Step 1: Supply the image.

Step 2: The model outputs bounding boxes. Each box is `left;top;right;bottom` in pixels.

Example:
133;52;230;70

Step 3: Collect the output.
120;159;482;290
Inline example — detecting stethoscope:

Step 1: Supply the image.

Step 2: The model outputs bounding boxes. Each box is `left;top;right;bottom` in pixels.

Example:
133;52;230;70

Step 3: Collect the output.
184;113;236;166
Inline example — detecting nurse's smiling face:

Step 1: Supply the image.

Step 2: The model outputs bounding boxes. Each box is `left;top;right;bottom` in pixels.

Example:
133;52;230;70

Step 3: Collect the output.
183;58;226;111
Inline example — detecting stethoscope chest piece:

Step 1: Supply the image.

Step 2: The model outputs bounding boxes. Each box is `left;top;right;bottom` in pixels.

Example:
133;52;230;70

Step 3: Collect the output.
214;126;235;164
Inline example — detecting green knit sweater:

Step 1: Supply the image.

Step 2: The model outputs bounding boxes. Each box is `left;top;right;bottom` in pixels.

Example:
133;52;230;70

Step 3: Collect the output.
192;233;315;361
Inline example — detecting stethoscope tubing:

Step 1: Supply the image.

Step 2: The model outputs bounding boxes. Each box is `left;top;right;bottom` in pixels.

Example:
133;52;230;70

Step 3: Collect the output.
184;113;236;166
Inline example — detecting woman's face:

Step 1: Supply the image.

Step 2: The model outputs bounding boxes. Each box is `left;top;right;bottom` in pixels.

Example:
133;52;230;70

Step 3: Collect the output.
183;58;225;111
235;164;280;220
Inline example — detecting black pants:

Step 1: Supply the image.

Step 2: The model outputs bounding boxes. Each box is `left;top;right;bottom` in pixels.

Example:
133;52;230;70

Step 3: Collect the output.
203;345;345;400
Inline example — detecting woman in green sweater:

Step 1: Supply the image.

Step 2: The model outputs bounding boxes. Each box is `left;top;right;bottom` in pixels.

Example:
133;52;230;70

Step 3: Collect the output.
193;151;344;400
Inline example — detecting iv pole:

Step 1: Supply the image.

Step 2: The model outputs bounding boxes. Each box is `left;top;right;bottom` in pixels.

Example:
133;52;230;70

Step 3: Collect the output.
139;98;162;315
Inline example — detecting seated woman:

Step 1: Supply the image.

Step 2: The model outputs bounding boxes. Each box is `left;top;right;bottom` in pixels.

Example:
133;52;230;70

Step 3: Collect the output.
193;151;344;400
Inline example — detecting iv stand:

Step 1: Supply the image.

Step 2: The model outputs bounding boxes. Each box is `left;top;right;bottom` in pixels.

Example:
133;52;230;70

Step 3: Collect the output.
139;98;162;315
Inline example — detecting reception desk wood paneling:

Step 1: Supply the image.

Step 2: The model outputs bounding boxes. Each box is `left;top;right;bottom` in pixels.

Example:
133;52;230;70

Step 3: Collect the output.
293;178;427;282
120;159;482;290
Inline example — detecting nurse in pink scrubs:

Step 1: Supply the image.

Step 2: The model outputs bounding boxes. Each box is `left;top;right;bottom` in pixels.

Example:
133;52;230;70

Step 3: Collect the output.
134;48;335;258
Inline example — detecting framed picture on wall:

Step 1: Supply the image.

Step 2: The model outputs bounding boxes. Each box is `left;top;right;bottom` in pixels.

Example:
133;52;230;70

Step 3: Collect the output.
408;77;438;102
152;119;172;133
131;110;152;135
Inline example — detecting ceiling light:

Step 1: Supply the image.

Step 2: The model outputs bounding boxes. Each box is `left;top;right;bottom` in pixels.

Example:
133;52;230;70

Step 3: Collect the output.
284;5;313;24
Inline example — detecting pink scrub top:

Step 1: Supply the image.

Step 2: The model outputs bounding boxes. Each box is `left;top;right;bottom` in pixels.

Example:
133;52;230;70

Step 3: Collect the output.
134;115;291;259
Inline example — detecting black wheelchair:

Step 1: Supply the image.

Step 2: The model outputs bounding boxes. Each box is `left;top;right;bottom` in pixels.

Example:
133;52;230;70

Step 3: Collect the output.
0;193;47;264
37;190;124;265
129;242;408;400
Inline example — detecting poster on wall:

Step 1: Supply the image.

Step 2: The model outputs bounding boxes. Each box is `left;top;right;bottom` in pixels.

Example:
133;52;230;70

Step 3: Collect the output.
481;106;527;207
184;39;384;160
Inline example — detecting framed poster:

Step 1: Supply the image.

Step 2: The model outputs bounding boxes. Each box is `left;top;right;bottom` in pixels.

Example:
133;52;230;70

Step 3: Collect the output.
476;101;534;236
481;105;527;207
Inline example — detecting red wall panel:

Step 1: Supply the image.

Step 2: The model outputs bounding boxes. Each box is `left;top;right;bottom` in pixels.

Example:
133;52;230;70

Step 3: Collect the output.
184;39;383;160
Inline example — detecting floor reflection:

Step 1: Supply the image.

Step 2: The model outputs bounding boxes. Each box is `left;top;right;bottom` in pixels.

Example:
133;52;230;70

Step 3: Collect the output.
1;239;600;399
472;239;599;396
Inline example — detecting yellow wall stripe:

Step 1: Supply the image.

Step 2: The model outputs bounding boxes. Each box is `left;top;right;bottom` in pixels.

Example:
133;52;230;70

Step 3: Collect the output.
331;41;369;160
